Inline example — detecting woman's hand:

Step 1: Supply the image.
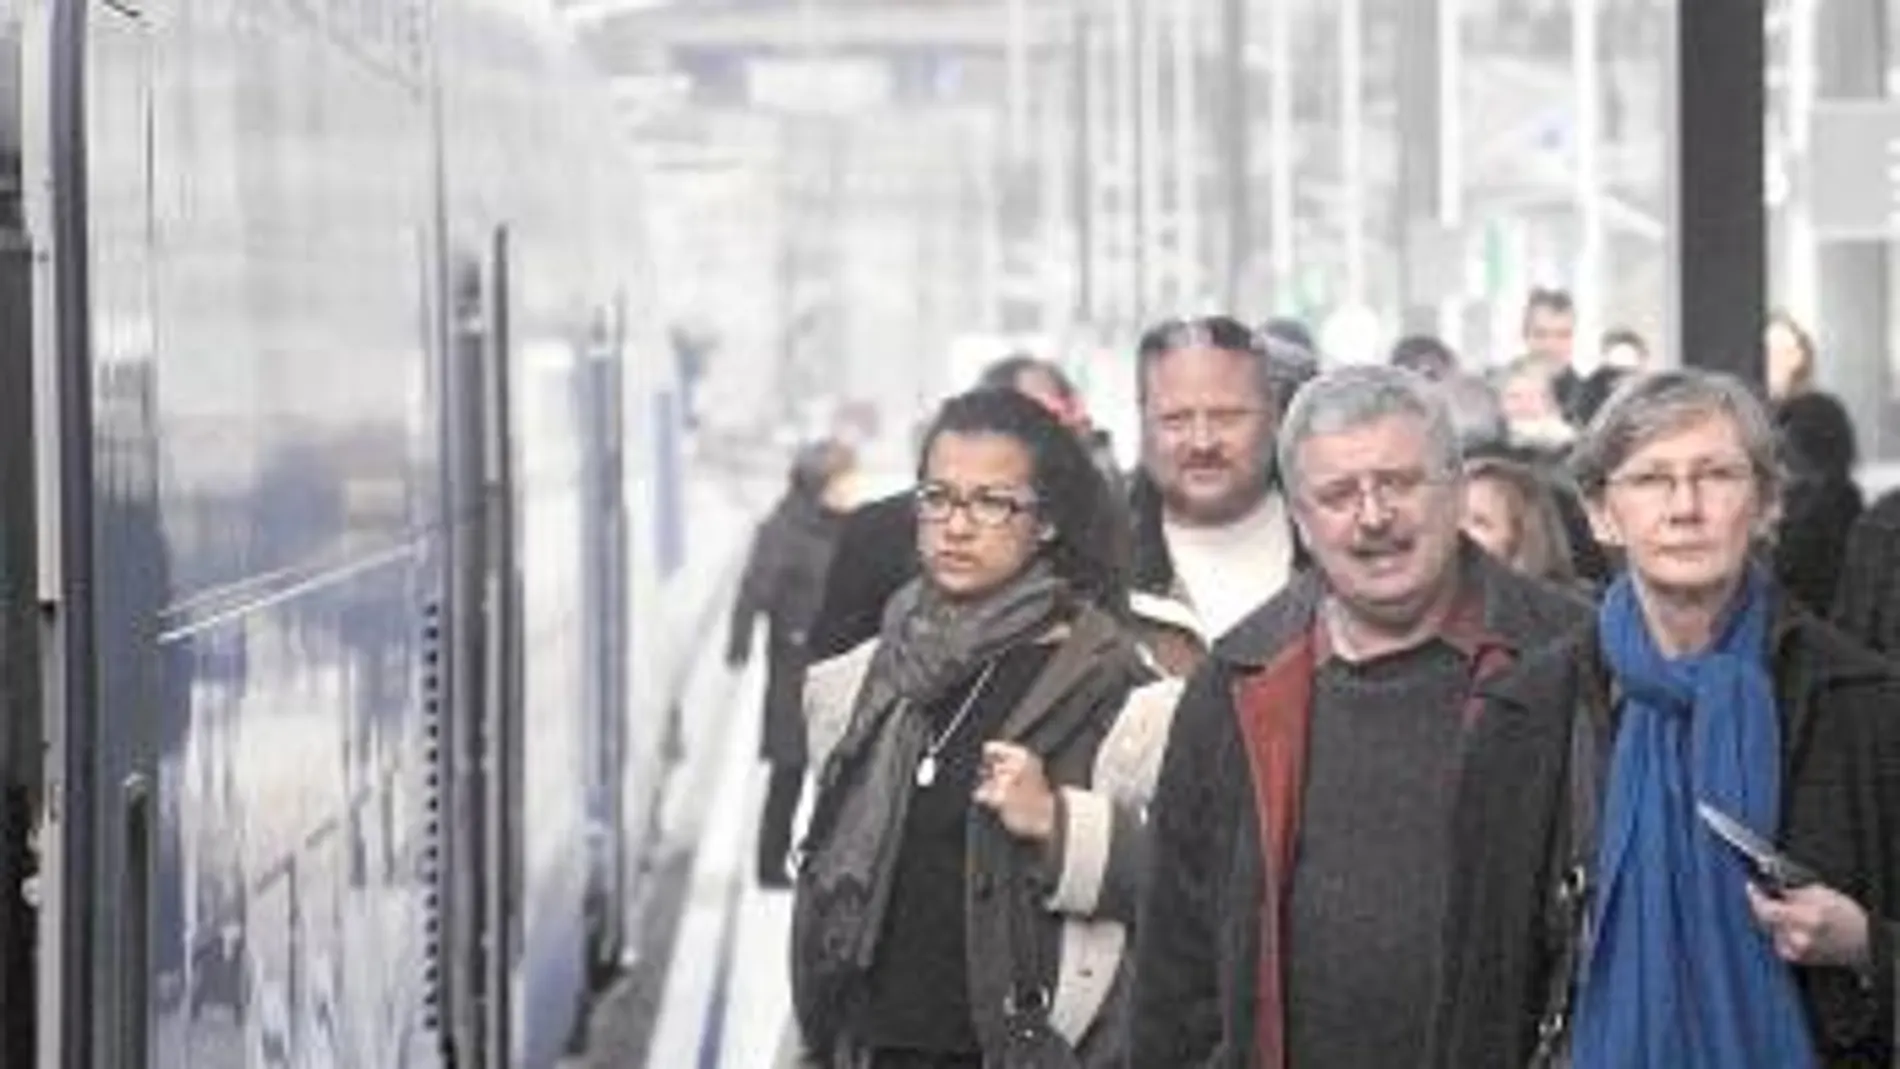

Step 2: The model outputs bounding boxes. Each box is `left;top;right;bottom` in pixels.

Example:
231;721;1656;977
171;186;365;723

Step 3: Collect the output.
973;741;1058;842
1747;882;1872;970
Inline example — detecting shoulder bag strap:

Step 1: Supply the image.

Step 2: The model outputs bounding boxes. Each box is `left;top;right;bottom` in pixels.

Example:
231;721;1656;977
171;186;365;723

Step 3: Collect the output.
1531;699;1602;1068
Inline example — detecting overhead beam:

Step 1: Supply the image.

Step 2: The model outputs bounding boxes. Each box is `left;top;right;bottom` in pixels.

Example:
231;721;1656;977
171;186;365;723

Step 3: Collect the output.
573;2;1072;64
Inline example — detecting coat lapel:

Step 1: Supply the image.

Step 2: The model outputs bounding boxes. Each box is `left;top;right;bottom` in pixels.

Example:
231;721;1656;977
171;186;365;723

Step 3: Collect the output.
999;607;1130;745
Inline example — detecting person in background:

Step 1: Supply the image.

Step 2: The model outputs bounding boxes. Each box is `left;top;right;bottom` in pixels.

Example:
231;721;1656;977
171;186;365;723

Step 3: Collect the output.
726;440;856;888
1767;310;1820;402
1431;369;1900;1069
977;355;1130;509
1520;287;1585;421
1773;391;1864;615
1461;455;1580;590
1439;372;1509;456
1259;316;1319;364
806;355;1104;665
1835;488;1900;656
1497;355;1578;462
1570;326;1650;428
1131;366;1587;1068
1125;316;1311;668
1257;316;1324;421
792;389;1151;1068
1390;334;1460;382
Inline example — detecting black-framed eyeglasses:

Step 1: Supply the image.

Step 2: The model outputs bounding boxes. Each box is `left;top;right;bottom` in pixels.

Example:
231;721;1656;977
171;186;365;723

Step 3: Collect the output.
915;483;1039;528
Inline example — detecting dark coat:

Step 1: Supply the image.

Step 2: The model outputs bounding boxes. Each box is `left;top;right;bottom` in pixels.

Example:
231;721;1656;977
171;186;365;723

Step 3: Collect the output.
807;490;917;663
793;607;1153;1067
1777;475;1865;615
727;492;846;765
1776;392;1866;615
1429;602;1900;1069
1835;490;1900;657
1128;550;1588;1067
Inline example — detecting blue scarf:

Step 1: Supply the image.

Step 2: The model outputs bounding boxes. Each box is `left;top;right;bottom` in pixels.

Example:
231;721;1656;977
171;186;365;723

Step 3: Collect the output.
1571;567;1815;1069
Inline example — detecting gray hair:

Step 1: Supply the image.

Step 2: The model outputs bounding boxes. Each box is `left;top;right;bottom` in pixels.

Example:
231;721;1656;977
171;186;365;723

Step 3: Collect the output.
1277;365;1463;490
1570;368;1783;501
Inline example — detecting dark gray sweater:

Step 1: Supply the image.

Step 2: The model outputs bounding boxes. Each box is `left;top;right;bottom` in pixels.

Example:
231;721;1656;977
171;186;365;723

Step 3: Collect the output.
1284;640;1473;1069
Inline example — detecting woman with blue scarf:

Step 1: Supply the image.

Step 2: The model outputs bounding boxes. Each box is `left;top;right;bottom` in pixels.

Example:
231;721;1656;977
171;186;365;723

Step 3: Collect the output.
1429;370;1900;1069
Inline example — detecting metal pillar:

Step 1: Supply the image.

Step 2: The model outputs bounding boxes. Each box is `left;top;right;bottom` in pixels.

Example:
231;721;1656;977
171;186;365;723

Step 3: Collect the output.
1268;0;1296;315
1573;0;1603;362
1669;0;1765;383
1172;0;1200;310
1221;0;1250;310
1071;9;1095;327
1397;0;1442;334
1438;0;1464;348
1341;0;1367;307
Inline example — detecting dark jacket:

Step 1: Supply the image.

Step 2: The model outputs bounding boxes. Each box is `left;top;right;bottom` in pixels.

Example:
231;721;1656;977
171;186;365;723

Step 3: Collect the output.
794;607;1154;1067
1835;490;1900;657
727;492;846;765
808;490;918;663
1429;602;1900;1069
1776;392;1865;615
1129;550;1588;1067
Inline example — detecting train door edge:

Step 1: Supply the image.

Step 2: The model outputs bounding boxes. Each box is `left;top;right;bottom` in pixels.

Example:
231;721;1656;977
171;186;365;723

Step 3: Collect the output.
435;226;519;1069
27;2;158;1068
1;6;39;1068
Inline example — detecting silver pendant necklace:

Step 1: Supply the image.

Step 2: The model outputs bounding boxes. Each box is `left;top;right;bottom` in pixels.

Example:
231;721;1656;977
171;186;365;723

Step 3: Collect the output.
916;660;999;788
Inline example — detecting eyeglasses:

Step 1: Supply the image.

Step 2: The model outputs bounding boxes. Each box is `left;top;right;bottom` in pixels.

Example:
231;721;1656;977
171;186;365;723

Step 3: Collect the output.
1150;406;1264;440
1302;467;1448;518
915;483;1039;528
1605;461;1755;505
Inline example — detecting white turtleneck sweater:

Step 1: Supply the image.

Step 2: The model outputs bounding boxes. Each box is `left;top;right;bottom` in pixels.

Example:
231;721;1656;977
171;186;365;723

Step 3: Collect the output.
1162;490;1296;641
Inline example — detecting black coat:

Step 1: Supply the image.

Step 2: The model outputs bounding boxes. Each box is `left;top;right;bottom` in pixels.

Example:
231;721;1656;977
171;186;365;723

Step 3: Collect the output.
1776;475;1865;615
807;490;918;663
1834;490;1900;658
1430;603;1900;1069
727;492;846;765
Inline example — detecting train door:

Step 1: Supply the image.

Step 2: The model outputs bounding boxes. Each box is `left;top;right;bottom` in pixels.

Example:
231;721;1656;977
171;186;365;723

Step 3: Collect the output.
436;229;521;1069
576;309;628;988
1;11;40;1069
33;2;161;1068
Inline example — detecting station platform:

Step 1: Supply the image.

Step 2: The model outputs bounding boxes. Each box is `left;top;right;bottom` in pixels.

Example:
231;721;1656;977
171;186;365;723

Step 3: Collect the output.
568;463;809;1069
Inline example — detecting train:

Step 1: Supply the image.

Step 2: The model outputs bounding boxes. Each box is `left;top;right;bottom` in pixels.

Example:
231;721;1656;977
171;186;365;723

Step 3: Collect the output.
1;1;692;1066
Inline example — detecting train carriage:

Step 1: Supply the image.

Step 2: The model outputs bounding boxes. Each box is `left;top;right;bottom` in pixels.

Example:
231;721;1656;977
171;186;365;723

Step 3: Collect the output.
0;1;682;1066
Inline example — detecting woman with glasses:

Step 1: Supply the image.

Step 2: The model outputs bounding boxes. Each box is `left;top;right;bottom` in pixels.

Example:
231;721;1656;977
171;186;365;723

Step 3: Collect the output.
793;388;1160;1069
1430;369;1900;1068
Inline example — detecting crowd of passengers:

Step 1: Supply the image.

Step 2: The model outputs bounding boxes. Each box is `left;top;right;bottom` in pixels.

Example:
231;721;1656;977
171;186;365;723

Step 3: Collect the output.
722;292;1900;1069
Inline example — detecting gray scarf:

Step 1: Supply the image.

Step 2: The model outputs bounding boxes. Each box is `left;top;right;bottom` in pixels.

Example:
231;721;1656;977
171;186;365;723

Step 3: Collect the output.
861;559;1065;726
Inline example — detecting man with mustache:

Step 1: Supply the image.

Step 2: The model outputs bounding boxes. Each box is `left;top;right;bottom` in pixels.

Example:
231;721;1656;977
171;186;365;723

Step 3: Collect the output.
1129;366;1587;1068
1125;317;1315;673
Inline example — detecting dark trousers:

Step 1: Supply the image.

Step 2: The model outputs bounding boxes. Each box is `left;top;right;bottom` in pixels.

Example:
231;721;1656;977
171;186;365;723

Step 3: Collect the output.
756;761;804;885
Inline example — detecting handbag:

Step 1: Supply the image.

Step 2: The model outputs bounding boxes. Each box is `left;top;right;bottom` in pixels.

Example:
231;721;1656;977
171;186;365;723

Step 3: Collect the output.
995;838;1085;1069
1528;702;1604;1069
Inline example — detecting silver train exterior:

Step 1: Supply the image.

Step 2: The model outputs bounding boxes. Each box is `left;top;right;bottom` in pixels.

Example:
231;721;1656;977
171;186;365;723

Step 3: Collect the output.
2;1;690;1066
